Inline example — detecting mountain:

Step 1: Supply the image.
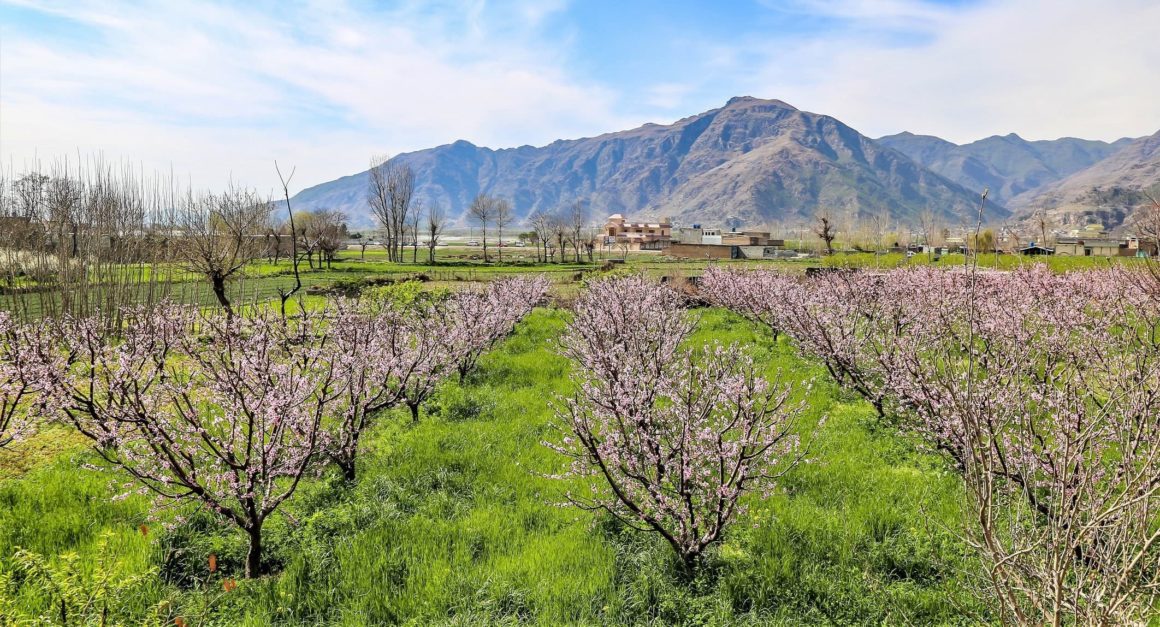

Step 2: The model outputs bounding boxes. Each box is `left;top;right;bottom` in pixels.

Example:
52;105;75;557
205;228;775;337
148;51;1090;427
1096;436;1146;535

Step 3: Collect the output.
292;97;1002;228
1005;129;1160;229
876;131;1133;206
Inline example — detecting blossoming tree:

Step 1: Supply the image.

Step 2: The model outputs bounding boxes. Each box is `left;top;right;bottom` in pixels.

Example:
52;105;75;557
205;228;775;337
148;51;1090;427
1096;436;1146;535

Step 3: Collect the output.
0;313;57;448
48;306;341;578
704;264;1160;623
550;275;805;573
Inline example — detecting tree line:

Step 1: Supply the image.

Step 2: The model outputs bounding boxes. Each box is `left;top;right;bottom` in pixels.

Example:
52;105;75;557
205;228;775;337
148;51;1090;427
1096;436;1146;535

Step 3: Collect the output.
0;159;354;322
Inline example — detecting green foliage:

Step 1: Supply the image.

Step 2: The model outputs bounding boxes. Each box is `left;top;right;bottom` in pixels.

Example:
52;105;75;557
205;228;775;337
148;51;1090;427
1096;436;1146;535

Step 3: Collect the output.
0;307;987;624
4;531;167;626
821;250;1143;272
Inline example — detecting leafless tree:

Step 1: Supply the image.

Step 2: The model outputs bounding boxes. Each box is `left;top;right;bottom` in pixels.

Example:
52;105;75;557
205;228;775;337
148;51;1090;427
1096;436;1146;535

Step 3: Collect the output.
1132;192;1160;250
296;209;346;269
813;210;837;255
1034;208;1052;248
425;202;447;264
367;155;415;262
528;209;554;263
568;201;589;263
266;219;289;264
274;162;302;318
357;236;370;261
552;210;569;263
493;198;513;263
13;173;49;220
584;231;596;263
408;202;422;263
468;193;494;262
917;209;936;258
173;187;269;317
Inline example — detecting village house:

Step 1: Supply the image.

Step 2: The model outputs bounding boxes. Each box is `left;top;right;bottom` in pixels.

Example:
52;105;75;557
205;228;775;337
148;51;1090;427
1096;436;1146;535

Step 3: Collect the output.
667;224;789;260
673;225;722;245
603;214;672;250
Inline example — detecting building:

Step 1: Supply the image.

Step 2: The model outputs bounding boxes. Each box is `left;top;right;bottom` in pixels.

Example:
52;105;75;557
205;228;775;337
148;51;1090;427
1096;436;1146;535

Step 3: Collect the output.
1123;237;1157;258
1018;243;1055;256
668;243;739;259
720;230;784;247
1054;237;1124;257
604;214;672;250
673;225;723;245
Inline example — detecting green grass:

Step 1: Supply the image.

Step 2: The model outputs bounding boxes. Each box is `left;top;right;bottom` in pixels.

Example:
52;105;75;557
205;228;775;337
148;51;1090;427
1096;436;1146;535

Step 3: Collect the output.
820;251;1145;272
9;243;1137;323
0;307;985;625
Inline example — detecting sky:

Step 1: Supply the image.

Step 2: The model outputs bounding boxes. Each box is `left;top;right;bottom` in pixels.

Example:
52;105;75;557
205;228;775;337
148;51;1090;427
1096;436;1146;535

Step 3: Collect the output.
2;0;1158;194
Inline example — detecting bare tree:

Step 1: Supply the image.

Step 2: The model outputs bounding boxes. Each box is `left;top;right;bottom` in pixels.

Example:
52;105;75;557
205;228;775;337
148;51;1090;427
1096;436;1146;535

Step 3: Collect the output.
13;173;49;220
274;162;302;318
468;193;494;262
552;210;569;263
1034;208;1052;248
317;211;348;268
493;198;513;263
528;209;554;263
813;210;837;256
918;208;937;259
295;212;321;270
296;209;346;269
568;201;589;263
266;219;289;264
425;202;447;264
408;201;422;263
367;156;415;262
174;187;270;317
1132;192;1160;250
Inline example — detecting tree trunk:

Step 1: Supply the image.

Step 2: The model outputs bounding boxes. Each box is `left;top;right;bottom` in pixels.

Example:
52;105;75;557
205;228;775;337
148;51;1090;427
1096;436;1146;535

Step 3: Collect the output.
408;401;420;423
677;550;699;581
428;244;436;264
211;274;234;317
339;458;356;482
245;525;262;578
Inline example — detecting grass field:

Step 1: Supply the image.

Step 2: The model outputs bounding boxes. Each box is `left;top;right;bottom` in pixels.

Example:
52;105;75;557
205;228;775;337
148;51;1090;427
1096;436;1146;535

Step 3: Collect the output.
0;307;987;625
5;242;1141;320
3;245;1141;624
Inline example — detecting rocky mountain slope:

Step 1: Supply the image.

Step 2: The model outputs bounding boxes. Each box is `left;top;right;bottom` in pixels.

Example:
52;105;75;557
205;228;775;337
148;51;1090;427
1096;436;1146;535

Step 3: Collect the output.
1005;130;1160;229
876;132;1133;206
293;97;1001;228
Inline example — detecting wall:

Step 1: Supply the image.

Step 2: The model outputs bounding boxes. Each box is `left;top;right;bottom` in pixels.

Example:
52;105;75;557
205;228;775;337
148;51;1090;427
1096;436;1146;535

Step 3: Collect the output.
666;243;737;259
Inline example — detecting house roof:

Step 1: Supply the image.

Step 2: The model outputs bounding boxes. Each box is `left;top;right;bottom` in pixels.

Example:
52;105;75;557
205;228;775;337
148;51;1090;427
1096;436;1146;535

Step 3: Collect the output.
1056;238;1123;247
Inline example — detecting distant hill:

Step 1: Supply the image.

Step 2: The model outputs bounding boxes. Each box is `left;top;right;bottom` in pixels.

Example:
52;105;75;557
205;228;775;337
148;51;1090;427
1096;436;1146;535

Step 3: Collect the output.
292;97;1002;228
1005;129;1160;230
876;131;1134;206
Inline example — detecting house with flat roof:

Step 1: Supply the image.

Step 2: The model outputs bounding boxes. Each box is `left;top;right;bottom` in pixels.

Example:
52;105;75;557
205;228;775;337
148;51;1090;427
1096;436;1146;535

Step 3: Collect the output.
604;214;672;250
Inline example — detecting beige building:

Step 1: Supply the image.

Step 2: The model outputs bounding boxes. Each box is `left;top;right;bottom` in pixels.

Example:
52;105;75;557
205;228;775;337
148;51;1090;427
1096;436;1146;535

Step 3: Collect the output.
604;214;672;249
1054;237;1123;257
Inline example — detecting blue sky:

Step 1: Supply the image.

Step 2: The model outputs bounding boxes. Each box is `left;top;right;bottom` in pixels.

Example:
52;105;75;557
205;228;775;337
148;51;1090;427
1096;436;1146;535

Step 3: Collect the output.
2;0;1158;192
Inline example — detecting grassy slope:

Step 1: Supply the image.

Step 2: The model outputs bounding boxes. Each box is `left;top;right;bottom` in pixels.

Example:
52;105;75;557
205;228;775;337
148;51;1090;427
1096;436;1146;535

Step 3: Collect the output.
0;308;983;625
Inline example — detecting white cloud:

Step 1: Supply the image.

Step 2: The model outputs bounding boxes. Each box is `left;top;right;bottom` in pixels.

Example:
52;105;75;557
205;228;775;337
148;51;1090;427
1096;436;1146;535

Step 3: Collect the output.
2;0;1157;197
740;0;1160;143
0;0;628;192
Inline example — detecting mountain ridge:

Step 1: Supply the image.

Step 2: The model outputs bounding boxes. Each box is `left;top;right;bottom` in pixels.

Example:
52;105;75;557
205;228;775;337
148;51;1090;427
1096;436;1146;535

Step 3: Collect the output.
292;97;1003;229
876;131;1136;207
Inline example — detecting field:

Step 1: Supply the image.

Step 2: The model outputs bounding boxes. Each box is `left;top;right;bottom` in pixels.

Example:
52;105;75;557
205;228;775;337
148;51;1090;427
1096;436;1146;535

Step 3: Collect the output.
0;300;987;625
3;250;1156;625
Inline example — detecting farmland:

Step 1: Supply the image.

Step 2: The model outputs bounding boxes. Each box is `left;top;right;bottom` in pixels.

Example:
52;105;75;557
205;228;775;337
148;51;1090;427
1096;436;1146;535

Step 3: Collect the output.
1;251;1157;625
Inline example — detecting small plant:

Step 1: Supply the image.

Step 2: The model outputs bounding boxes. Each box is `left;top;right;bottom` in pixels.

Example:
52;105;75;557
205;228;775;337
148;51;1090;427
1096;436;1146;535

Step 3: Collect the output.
7;531;161;626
